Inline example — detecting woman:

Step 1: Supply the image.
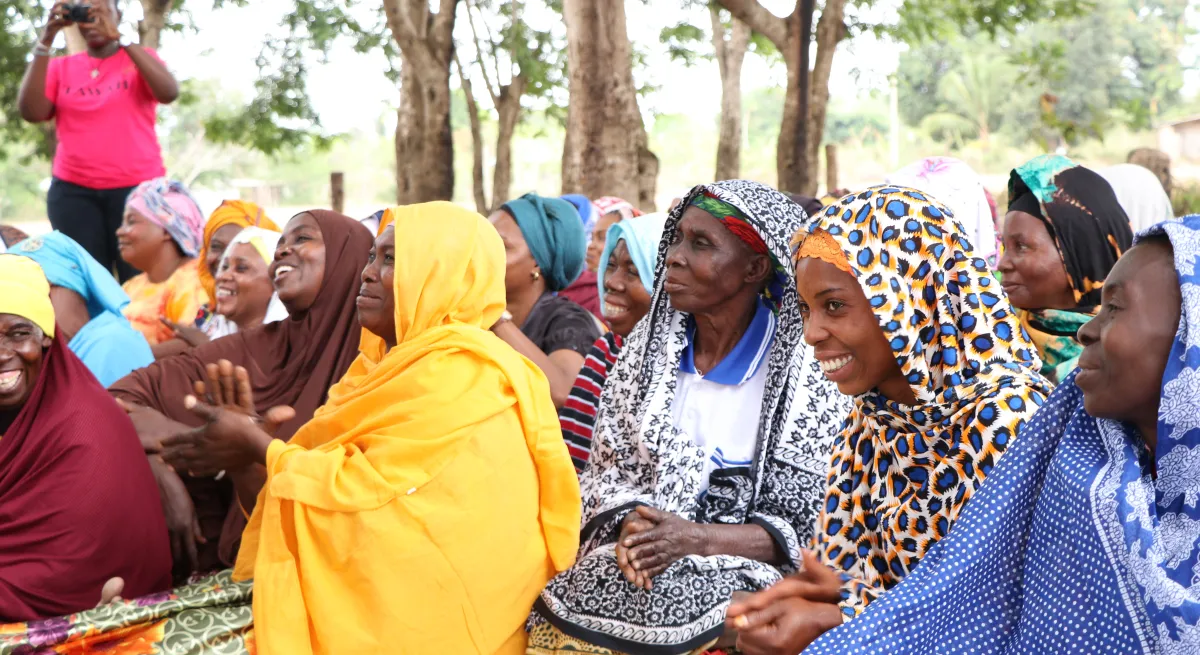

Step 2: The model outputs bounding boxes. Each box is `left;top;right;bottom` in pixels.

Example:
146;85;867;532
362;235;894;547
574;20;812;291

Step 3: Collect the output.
110;210;371;576
1100;162;1175;233
18;0;178;282
11;231;152;387
162;202;581;654
725;185;1051;655
796;218;1200;655
118;177;207;347
192;200;278;339
586;196;643;272
209;227;287;333
559;194;604;319
997;154;1133;384
560;212;667;472
0;255;170;621
528;181;850;655
489;193;601;407
886;156;997;264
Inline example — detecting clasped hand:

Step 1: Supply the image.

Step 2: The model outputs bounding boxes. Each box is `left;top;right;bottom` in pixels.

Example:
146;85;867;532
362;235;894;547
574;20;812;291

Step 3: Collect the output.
724;550;846;655
615;505;710;590
160;359;294;477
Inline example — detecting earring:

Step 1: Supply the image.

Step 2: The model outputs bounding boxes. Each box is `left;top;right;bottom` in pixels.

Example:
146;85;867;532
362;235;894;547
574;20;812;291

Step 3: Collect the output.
532;270;541;281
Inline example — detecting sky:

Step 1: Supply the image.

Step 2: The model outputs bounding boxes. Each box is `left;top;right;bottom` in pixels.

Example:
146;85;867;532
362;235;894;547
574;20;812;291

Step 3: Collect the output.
140;0;903;134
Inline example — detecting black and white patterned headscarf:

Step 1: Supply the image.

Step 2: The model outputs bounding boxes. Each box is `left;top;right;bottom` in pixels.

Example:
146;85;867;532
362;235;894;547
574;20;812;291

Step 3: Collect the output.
529;180;851;654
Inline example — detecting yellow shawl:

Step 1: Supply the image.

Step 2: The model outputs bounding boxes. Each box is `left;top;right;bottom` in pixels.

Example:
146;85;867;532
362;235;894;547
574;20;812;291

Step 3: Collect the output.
234;202;581;654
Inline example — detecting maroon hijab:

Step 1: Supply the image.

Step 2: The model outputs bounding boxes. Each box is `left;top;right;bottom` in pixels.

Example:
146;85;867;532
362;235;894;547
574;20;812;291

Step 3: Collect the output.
110;209;374;568
0;335;171;621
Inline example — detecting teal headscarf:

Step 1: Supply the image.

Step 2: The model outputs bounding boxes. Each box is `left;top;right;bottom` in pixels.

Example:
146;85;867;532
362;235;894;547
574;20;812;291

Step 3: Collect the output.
501;193;586;292
597;212;668;306
12;231;153;386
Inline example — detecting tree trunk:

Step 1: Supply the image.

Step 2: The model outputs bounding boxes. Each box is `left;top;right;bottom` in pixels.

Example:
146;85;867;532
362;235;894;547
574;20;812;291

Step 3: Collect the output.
455;54;489;214
711;6;750;181
138;0;172;49
718;0;845;196
491;76;526;212
561;0;655;204
384;0;458;204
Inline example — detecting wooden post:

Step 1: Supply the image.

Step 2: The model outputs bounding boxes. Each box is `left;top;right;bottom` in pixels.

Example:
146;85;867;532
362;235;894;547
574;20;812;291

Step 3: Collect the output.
330;172;345;214
825;144;838;194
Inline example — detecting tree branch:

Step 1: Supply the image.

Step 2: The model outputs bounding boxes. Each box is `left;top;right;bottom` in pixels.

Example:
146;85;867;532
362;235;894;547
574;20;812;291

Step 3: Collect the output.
465;0;500;105
710;4;728;78
454;50;490;214
715;0;787;50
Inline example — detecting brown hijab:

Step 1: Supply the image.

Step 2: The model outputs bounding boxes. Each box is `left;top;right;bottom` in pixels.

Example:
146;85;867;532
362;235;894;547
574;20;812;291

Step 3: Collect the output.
111;209;373;569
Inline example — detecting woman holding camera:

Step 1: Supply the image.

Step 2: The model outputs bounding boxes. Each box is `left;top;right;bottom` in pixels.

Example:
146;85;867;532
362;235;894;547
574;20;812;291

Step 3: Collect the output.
18;0;179;283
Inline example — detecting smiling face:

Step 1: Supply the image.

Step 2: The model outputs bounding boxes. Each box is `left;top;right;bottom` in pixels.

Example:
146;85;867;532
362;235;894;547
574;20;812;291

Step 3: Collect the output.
795;257;914;403
662;206;768;317
116;207;174;270
206;224;243;278
997;210;1076;310
0;314;51;412
269;213;327;315
1075;239;1179;443
357;226;397;347
488;210;540;298
214;242;275;328
587;212;622;272
602;240;652;337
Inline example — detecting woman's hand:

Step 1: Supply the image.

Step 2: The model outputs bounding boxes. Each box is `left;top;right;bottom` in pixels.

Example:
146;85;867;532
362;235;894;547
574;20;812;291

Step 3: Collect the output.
149;456;206;573
39;2;70;46
616;509;657;589
725;551;847;655
86;2;121;41
161;318;211;348
620;505;708;588
115;397;192;453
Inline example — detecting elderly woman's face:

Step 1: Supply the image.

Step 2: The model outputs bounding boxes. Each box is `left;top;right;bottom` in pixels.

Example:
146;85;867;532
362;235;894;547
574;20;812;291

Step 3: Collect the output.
1076;240;1179;439
206;224;243;277
357;226;397;345
489;210;538;297
116;208;172;270
214;243;274;328
270;213;326;315
663;206;765;316
795;257;912;403
603;240;652;338
0;314;51;411
998;210;1075;310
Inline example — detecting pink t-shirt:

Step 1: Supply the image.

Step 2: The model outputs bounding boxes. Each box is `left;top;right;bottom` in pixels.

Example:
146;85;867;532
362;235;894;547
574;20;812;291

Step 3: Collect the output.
45;48;166;190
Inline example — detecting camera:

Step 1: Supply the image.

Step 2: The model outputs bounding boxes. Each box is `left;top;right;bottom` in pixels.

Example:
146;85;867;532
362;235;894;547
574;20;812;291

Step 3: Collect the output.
63;3;92;23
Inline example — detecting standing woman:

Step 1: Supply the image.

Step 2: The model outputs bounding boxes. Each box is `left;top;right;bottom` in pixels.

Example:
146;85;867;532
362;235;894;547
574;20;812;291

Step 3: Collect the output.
117;177;207;349
18;0;179;282
489;193;601;408
997;155;1133;383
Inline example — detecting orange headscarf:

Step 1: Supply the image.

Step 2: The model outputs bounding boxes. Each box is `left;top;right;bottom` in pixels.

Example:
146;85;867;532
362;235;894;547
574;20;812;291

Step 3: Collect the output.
197;201;278;304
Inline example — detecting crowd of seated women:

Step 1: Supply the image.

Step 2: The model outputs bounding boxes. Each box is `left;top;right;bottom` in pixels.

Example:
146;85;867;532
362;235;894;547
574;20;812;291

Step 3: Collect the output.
0;152;1194;655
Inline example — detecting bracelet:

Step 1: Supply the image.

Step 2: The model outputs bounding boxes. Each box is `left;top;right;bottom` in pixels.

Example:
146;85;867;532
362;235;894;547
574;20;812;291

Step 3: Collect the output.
32;42;51;57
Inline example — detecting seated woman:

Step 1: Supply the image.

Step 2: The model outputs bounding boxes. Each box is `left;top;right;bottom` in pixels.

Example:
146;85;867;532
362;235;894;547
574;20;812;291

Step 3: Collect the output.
0;255;169;621
489;193;602;407
161;202;581;653
158;200;278;353
528;180;850;655
587;196;644;272
725;185;1052;654
796;218;1199;654
11;231;153;387
117;177;207;349
559;193;604;318
560;211;667;472
998;154;1133;384
109;210;371;578
886;156;997;265
1100;162;1176;232
208;227;287;333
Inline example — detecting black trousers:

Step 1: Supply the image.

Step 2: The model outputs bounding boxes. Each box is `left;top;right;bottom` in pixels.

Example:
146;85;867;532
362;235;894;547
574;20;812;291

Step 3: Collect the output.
46;177;141;283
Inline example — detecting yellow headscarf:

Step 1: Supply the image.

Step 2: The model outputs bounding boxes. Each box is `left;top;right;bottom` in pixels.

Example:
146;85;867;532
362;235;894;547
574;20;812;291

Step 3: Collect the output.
197;201;278;304
0;255;55;337
234;202;580;654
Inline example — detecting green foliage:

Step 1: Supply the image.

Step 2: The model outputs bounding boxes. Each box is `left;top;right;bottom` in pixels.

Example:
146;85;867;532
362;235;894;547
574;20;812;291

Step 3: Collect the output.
0;1;57;161
1173;182;1200;218
660;22;708;66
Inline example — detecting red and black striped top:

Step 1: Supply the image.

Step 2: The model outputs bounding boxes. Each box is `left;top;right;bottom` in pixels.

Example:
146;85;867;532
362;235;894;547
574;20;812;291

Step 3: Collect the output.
558;332;623;474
